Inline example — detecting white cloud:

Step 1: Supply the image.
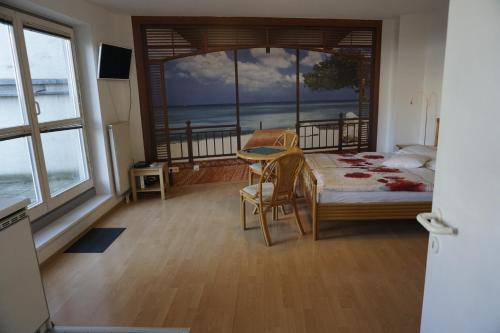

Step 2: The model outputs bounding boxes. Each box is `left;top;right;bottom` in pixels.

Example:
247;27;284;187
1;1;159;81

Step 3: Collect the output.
173;51;235;85
238;61;295;91
300;51;326;67
171;50;297;92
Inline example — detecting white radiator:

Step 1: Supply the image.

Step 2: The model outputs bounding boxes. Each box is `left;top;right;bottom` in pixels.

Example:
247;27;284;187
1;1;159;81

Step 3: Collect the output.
108;122;133;196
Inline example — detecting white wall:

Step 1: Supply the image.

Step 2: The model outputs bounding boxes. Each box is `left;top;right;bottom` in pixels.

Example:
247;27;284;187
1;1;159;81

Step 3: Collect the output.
377;7;448;152
2;0;144;195
421;0;500;331
377;17;399;152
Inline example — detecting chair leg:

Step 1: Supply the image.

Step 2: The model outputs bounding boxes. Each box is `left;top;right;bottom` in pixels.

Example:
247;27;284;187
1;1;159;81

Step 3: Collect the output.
280;205;286;215
248;169;253;185
292;198;305;236
240;195;246;230
272;206;278;221
258;206;272;246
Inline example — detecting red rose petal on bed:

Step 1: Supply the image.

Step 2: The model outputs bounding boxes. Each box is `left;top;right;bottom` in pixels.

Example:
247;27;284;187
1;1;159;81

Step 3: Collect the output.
369;166;401;173
362;154;385;160
339;158;368;166
344;172;372;178
385;180;426;192
377;178;389;183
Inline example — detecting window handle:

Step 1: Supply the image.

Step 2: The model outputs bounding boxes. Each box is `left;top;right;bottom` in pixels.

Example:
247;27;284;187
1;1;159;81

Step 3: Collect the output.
34;101;41;115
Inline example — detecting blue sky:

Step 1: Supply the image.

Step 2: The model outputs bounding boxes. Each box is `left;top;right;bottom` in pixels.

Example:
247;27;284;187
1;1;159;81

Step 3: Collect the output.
165;48;358;107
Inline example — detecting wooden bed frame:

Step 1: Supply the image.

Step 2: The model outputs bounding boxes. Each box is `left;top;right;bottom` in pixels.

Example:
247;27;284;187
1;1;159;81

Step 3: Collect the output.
300;162;432;240
301;117;438;240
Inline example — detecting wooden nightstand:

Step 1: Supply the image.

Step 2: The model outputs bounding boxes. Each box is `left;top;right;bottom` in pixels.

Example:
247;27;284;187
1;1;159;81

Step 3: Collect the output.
129;163;167;201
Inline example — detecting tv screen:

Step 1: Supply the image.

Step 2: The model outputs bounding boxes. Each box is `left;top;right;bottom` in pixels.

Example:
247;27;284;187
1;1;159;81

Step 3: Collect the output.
98;43;132;79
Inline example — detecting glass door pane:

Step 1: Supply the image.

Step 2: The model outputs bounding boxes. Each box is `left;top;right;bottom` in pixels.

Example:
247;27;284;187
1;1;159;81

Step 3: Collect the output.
0;136;40;205
299;50;360;122
23;28;80;123
165;51;237;159
0;21;28;129
40;128;88;195
298;50;361;148
237;48;297;147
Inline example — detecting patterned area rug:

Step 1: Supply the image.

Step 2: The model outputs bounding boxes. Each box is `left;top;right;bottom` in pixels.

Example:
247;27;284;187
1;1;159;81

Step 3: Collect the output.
172;158;248;186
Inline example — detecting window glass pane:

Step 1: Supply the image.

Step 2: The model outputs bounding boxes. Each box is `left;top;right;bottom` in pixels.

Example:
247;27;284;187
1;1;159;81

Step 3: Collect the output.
298;50;362;148
0;21;27;129
41;128;88;196
24;28;79;123
237;48;296;147
0;137;39;204
165;51;237;159
299;50;360;122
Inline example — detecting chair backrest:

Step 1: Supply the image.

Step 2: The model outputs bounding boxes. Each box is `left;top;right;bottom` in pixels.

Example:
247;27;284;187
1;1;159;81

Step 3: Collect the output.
274;130;298;149
259;149;304;204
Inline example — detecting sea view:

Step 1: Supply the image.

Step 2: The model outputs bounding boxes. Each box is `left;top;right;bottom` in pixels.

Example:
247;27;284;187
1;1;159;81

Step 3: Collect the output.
168;100;359;133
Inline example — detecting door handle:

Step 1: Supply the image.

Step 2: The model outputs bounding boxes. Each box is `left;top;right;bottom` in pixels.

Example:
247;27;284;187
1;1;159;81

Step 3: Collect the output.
416;211;456;235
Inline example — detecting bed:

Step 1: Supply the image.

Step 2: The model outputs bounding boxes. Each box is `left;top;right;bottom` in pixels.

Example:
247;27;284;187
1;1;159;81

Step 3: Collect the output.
300;149;436;240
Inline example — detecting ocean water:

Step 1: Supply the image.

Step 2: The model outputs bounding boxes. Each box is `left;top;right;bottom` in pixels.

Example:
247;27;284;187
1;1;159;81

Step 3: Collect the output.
169;100;358;134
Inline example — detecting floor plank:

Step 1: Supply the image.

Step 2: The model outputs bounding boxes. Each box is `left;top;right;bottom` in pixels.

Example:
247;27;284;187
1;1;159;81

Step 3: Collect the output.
41;182;428;333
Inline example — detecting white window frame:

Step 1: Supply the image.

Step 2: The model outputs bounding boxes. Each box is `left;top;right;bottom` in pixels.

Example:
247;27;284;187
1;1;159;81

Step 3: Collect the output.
0;6;93;220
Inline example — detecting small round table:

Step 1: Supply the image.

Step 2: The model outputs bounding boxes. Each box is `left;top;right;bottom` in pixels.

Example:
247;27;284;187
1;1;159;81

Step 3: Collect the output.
236;146;287;162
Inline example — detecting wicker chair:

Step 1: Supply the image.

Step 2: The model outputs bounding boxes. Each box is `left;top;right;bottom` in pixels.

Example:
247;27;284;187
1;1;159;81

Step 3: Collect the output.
248;130;298;185
240;148;305;246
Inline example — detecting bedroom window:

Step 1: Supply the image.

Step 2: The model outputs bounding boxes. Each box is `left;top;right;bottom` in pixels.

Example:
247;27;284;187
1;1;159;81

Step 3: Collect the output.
0;7;92;220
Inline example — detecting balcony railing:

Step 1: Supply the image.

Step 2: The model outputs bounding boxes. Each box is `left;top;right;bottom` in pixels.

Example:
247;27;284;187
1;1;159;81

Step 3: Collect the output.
165;113;369;164
298;113;370;152
169;121;240;162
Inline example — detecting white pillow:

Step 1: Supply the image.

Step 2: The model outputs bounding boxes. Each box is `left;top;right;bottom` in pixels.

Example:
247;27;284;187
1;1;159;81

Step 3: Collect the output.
382;154;430;169
396;145;437;159
425;159;436;171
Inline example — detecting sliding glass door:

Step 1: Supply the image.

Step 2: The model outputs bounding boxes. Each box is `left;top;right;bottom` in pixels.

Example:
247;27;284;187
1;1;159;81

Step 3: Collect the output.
0;7;92;219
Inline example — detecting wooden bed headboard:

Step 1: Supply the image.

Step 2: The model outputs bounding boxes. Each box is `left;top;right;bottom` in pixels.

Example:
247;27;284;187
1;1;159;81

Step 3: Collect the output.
434;117;440;147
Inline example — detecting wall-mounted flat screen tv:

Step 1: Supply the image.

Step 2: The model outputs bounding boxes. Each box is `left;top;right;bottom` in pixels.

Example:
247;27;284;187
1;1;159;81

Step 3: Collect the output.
98;43;132;80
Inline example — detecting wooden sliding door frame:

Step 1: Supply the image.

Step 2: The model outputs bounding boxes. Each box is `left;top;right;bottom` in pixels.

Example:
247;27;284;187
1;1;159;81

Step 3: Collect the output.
132;16;382;161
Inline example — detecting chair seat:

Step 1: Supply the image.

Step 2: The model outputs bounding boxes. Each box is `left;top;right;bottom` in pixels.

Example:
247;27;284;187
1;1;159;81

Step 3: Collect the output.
241;182;274;201
249;162;263;174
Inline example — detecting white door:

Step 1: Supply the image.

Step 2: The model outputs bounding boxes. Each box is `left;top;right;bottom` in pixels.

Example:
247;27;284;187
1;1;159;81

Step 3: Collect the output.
419;0;500;332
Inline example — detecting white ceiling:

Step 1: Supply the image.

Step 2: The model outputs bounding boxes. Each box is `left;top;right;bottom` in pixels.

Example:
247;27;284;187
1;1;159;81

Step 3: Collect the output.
87;0;448;19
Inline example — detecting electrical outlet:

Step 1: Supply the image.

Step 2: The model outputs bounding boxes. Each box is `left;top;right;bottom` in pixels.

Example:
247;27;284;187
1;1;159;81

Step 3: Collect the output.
193;164;200;171
169;166;179;173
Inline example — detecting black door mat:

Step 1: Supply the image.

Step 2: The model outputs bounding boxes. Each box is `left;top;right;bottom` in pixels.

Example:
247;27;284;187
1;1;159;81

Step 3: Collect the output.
65;228;125;253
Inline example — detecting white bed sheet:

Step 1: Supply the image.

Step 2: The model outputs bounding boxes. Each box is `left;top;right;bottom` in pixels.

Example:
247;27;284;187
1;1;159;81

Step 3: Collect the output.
308;155;435;204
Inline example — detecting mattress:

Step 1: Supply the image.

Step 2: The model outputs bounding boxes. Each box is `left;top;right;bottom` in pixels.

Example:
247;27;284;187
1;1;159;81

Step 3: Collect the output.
317;189;433;204
306;153;435;204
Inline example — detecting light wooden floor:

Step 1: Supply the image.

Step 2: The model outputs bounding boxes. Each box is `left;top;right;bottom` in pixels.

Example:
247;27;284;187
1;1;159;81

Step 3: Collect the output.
41;182;428;333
